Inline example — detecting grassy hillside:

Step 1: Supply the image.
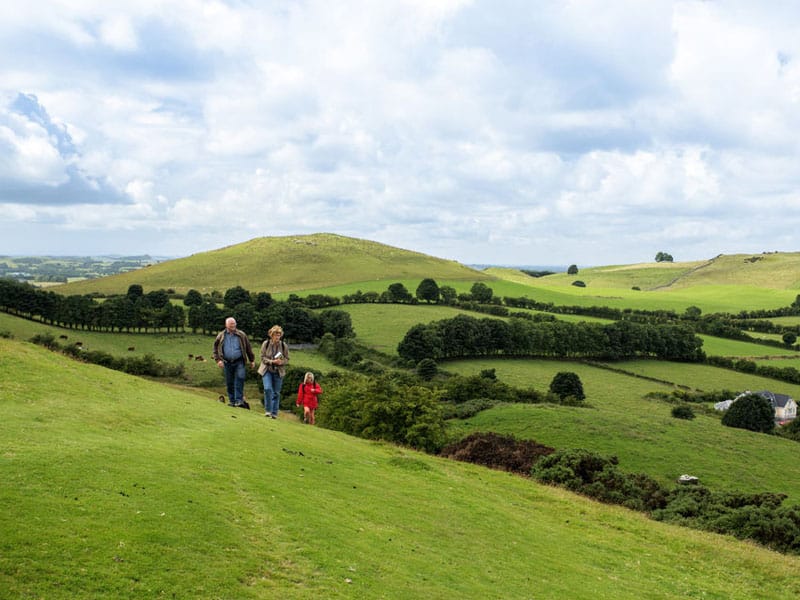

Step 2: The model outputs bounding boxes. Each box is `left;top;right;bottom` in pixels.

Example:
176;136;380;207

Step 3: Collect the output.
511;252;800;291
53;233;491;296
483;252;800;313
445;358;800;505
2;337;800;599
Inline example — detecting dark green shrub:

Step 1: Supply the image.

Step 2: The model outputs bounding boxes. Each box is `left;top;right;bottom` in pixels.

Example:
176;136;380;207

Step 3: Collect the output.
317;374;446;453
416;358;438;380
571;280;586;287
30;333;59;350
549;371;585;402
671;405;695;420
721;393;775;433
531;448;667;511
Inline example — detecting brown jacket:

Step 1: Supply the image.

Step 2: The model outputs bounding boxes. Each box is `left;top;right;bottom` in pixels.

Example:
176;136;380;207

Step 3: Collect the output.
259;339;290;378
212;328;255;364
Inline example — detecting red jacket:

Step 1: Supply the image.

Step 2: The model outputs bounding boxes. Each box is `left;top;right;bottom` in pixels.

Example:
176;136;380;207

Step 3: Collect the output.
296;382;322;409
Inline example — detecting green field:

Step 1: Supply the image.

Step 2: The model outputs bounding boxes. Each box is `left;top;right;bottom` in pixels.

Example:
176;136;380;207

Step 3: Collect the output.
443;357;800;504
7;240;800;597
3;338;799;599
0;312;337;393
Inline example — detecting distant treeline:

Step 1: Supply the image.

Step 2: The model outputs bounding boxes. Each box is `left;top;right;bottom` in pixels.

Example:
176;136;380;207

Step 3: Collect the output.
397;314;705;363
0;279;353;343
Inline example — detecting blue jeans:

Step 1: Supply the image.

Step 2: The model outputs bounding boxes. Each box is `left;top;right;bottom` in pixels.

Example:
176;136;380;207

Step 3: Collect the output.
262;372;284;416
224;360;246;405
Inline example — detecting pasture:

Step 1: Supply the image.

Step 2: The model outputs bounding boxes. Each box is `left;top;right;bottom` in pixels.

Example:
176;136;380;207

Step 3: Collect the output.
2;338;799;599
444;357;800;504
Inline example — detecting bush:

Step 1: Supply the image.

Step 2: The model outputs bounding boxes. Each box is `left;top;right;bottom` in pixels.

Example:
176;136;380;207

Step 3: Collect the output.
571;280;586;287
531;448;668;511
671;405;695;420
549;372;585;402
416;358;438;380
721;393;775;433
30;333;59;350
441;398;496;420
317;374;446;453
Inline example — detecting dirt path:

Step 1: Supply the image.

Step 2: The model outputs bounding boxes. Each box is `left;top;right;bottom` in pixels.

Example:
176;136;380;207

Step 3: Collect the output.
649;254;722;290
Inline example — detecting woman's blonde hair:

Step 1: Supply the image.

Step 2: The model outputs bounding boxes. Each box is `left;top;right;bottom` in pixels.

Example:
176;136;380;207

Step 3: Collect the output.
268;325;283;337
303;372;315;383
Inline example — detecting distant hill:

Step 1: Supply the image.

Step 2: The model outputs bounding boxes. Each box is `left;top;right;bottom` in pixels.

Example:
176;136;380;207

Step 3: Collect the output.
54;233;492;296
494;252;800;292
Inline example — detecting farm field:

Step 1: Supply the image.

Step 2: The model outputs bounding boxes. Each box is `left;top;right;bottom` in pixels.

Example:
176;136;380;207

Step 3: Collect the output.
2;337;799;599
697;334;799;358
443;357;800;504
0;312;337;392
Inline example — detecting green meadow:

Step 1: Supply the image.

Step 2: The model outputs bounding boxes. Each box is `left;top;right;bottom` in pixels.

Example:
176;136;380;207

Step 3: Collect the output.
7;238;800;597
3;338;800;599
444;357;800;504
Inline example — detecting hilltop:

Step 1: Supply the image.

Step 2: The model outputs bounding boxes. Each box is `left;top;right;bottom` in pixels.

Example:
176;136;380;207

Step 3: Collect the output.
54;233;491;296
2;336;799;598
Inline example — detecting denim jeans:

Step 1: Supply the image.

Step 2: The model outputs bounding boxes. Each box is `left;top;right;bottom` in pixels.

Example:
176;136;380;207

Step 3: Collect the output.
224;360;246;405
262;371;284;416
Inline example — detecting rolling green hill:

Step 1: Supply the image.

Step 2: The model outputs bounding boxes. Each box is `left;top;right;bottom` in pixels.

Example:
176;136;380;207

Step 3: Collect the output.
496;251;800;292
53;233;492;296
3;337;800;599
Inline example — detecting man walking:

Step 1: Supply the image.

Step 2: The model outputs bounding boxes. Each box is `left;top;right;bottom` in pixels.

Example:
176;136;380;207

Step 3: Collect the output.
212;317;255;407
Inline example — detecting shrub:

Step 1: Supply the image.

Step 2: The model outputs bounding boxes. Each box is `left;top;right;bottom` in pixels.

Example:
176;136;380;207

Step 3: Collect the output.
549;372;585;402
671;405;695;420
416;358;438;380
30;333;59;350
317;374;446;453
441;398;496;420
531;448;668;511
571;280;586;287
721;393;775;433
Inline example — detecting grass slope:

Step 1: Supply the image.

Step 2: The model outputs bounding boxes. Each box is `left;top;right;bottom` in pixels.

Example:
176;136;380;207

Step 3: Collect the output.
54;233;491;296
445;358;800;504
488;252;800;313
3;338;800;599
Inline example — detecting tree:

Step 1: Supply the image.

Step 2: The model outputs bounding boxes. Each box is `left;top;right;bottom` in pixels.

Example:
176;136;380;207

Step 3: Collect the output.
549;371;585;402
415;278;440;303
782;332;797;347
439;285;457;305
184;289;203;307
567;264;578;275
684;306;702;319
146;289;170;309
126;284;144;300
655;252;674;263
386;282;412;303
224;286;252;310
721;393;775;433
470;282;493;303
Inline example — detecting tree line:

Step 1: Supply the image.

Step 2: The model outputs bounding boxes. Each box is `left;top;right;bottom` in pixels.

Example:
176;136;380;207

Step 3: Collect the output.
397;314;705;363
0;279;353;343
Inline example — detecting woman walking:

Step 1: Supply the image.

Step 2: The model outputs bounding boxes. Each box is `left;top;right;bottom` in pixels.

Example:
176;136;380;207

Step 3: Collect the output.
259;325;289;418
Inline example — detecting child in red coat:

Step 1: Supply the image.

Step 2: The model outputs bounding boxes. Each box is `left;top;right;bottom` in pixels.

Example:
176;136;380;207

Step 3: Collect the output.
296;372;322;425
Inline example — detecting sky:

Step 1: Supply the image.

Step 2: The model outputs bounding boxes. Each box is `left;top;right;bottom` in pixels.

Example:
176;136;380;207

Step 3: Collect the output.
2;0;800;267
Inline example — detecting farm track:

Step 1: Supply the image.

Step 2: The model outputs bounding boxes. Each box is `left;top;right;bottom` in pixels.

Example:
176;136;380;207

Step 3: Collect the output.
649;254;721;290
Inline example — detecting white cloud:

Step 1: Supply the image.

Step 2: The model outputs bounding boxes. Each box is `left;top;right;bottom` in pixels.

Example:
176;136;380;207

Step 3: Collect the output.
1;1;800;265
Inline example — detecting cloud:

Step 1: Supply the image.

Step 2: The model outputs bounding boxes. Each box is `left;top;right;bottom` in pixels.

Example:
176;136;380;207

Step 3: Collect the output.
1;1;800;265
